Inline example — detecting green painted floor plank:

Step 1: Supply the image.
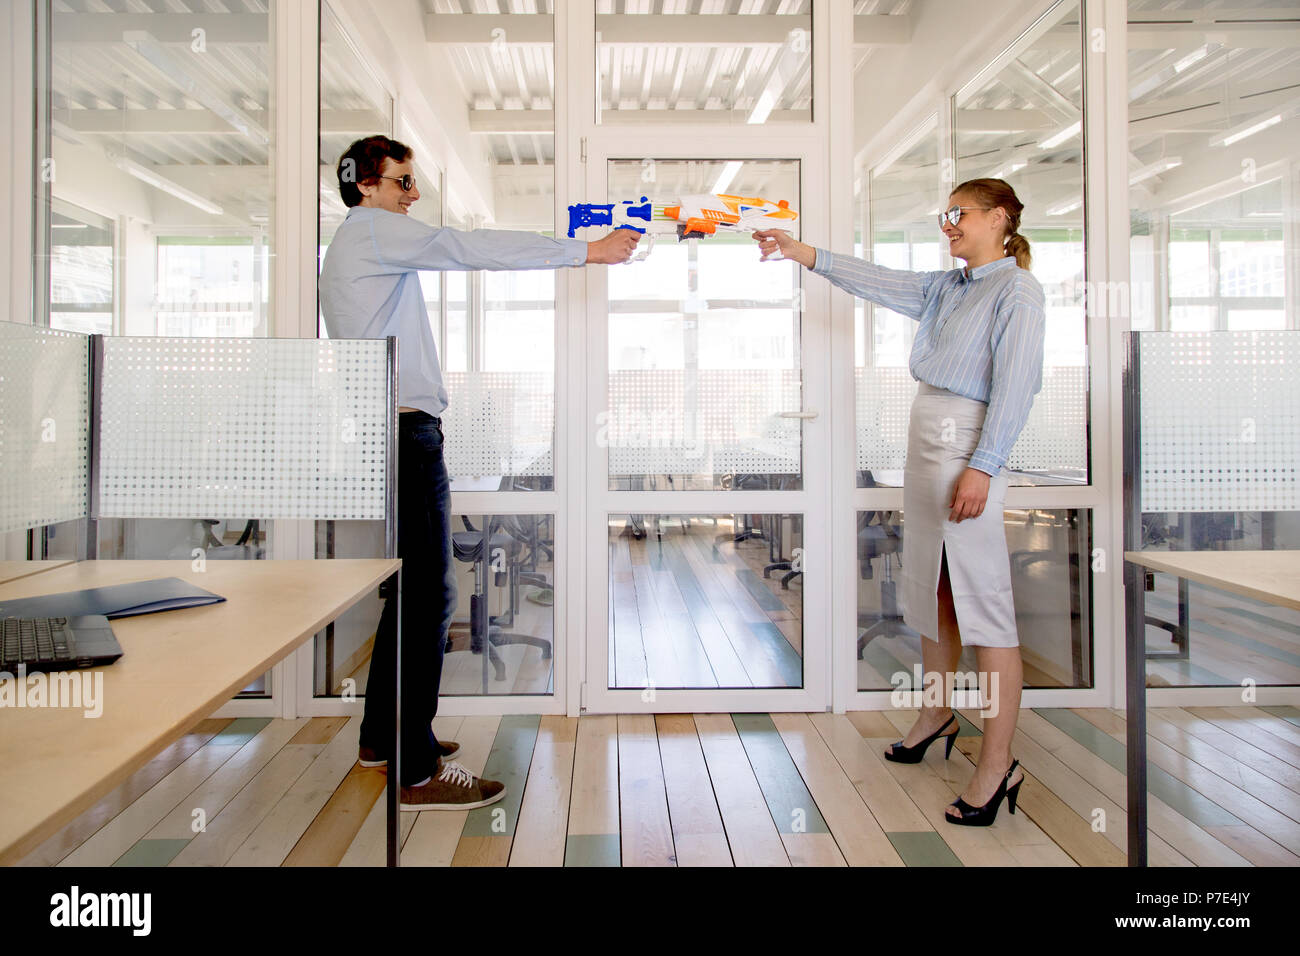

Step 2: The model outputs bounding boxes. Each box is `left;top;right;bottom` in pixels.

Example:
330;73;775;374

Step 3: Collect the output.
731;714;828;835
564;833;621;867
689;530;728;565
1213;603;1300;637
1146;594;1300;669
113;839;190;867
1035;708;1240;827
745;620;802;687
462;715;540;838
735;567;788;613
887;831;963;867
1154;658;1233;686
1261;705;1300;728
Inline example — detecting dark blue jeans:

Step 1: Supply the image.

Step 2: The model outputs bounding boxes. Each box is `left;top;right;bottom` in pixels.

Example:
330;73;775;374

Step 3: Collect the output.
359;410;458;786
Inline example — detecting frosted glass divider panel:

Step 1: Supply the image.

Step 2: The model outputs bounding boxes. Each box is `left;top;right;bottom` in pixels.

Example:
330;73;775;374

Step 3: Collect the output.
1139;331;1299;513
441;371;554;480
607;368;801;477
0;321;90;532
853;366;1087;481
97;338;389;520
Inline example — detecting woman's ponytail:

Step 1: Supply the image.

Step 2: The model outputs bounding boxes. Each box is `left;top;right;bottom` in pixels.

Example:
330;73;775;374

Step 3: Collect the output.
1005;232;1032;270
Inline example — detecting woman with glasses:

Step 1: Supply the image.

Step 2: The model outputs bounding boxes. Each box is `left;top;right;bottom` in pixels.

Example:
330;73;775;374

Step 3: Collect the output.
755;178;1044;826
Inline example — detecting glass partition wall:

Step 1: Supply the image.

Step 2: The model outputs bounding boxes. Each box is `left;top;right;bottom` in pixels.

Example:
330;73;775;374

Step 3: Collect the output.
1126;1;1300;689
34;1;279;696
26;0;1295;716
855;0;1094;694
313;3;560;704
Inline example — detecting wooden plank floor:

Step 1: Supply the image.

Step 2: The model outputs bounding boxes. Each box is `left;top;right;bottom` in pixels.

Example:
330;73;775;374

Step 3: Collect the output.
1144;578;1300;687
18;706;1300;867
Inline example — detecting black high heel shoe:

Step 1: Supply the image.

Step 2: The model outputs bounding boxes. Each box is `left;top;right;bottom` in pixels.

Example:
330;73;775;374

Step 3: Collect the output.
883;714;959;764
945;759;1023;827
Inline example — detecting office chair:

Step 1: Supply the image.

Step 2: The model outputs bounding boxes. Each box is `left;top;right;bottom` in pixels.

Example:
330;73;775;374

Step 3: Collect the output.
449;515;552;689
762;511;804;589
856;508;907;659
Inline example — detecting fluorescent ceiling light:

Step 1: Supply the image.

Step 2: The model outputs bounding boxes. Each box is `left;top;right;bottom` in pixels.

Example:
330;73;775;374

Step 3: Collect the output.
1173;44;1216;74
1039;121;1081;150
113;156;224;216
748;90;776;125
1129;157;1182;186
990;160;1027;178
1210;112;1282;148
711;161;743;195
1046;197;1082;216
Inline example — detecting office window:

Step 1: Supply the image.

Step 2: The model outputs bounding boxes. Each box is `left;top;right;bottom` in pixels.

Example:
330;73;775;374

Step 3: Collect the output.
952;0;1087;485
855;116;942;488
605;157;803;492
49;201;114;335
426;6;558;492
857;508;1093;691
1127;1;1297;333
38;3;275;338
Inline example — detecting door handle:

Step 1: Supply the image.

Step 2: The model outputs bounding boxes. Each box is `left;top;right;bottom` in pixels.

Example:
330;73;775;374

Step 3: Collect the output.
778;409;819;420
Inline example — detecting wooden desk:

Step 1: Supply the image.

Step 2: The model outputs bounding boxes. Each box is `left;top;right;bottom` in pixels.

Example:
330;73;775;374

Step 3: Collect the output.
0;560;73;586
0;558;398;865
1122;549;1300;866
1124;550;1300;611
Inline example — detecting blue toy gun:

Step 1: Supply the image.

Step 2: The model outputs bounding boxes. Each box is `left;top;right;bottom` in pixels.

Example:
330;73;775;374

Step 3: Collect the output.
566;196;656;261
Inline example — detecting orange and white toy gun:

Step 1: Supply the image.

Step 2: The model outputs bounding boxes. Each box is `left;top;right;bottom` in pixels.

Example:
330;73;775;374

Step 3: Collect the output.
566;194;798;261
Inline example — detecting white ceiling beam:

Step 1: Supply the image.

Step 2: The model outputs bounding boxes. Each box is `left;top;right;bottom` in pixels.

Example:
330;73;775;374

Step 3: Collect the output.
1130;78;1300;126
121;30;268;145
51;13;267;44
51;108;386;136
1038;20;1300;49
467;107;813;131
424;13;910;46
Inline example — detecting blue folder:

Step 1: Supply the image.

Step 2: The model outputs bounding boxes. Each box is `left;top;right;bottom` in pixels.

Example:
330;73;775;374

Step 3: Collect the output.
0;577;226;620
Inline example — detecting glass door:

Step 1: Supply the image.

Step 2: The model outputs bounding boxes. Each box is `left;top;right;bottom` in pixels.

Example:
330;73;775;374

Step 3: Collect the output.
582;141;830;713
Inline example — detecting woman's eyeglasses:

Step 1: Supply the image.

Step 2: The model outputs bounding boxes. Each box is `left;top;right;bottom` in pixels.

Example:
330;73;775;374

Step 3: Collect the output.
938;205;991;228
380;174;417;192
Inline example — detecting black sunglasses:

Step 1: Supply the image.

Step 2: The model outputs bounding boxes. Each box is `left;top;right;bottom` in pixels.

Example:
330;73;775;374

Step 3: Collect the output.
379;174;417;192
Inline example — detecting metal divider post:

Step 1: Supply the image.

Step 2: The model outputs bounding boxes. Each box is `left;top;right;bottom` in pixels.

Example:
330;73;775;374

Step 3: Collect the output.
1121;331;1148;866
385;336;401;867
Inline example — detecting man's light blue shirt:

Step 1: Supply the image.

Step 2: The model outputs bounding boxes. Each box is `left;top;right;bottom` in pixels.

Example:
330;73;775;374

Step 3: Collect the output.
319;206;588;417
812;249;1046;476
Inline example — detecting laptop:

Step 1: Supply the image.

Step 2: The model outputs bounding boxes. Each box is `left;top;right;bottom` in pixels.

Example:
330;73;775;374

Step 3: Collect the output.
0;615;124;673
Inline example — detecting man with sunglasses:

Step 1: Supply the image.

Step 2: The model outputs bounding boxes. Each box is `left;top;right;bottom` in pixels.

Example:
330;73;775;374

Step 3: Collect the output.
320;135;638;811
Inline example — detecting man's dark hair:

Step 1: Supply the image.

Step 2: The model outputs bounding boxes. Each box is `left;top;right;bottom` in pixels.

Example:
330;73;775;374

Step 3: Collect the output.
337;135;412;208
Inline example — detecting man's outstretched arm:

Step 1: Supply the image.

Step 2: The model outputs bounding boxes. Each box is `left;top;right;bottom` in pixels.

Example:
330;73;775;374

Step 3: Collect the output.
365;211;638;271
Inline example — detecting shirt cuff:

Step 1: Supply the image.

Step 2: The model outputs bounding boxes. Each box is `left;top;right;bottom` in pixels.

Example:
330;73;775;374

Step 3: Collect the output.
812;248;833;275
559;236;587;266
967;448;1005;477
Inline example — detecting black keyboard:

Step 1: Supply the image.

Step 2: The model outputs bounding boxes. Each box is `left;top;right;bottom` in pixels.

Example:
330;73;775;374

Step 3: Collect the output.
1;616;76;668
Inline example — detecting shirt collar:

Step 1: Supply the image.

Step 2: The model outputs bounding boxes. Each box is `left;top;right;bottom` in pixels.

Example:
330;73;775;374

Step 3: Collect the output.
962;255;1017;282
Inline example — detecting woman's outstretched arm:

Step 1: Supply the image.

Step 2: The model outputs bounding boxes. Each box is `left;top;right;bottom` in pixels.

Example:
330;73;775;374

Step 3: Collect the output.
753;229;944;320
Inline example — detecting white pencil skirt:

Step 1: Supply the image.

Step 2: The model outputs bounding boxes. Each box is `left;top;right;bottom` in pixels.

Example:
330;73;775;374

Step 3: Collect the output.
900;383;1019;648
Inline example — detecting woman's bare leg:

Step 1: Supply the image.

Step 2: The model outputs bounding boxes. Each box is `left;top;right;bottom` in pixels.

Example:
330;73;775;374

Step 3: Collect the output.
900;549;962;747
946;645;1024;817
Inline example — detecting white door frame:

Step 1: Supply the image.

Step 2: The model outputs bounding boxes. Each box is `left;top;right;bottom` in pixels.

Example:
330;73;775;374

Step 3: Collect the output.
577;130;833;715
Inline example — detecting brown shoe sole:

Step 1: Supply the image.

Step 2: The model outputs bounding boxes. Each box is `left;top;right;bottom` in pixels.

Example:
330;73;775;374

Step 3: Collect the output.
399;784;507;812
